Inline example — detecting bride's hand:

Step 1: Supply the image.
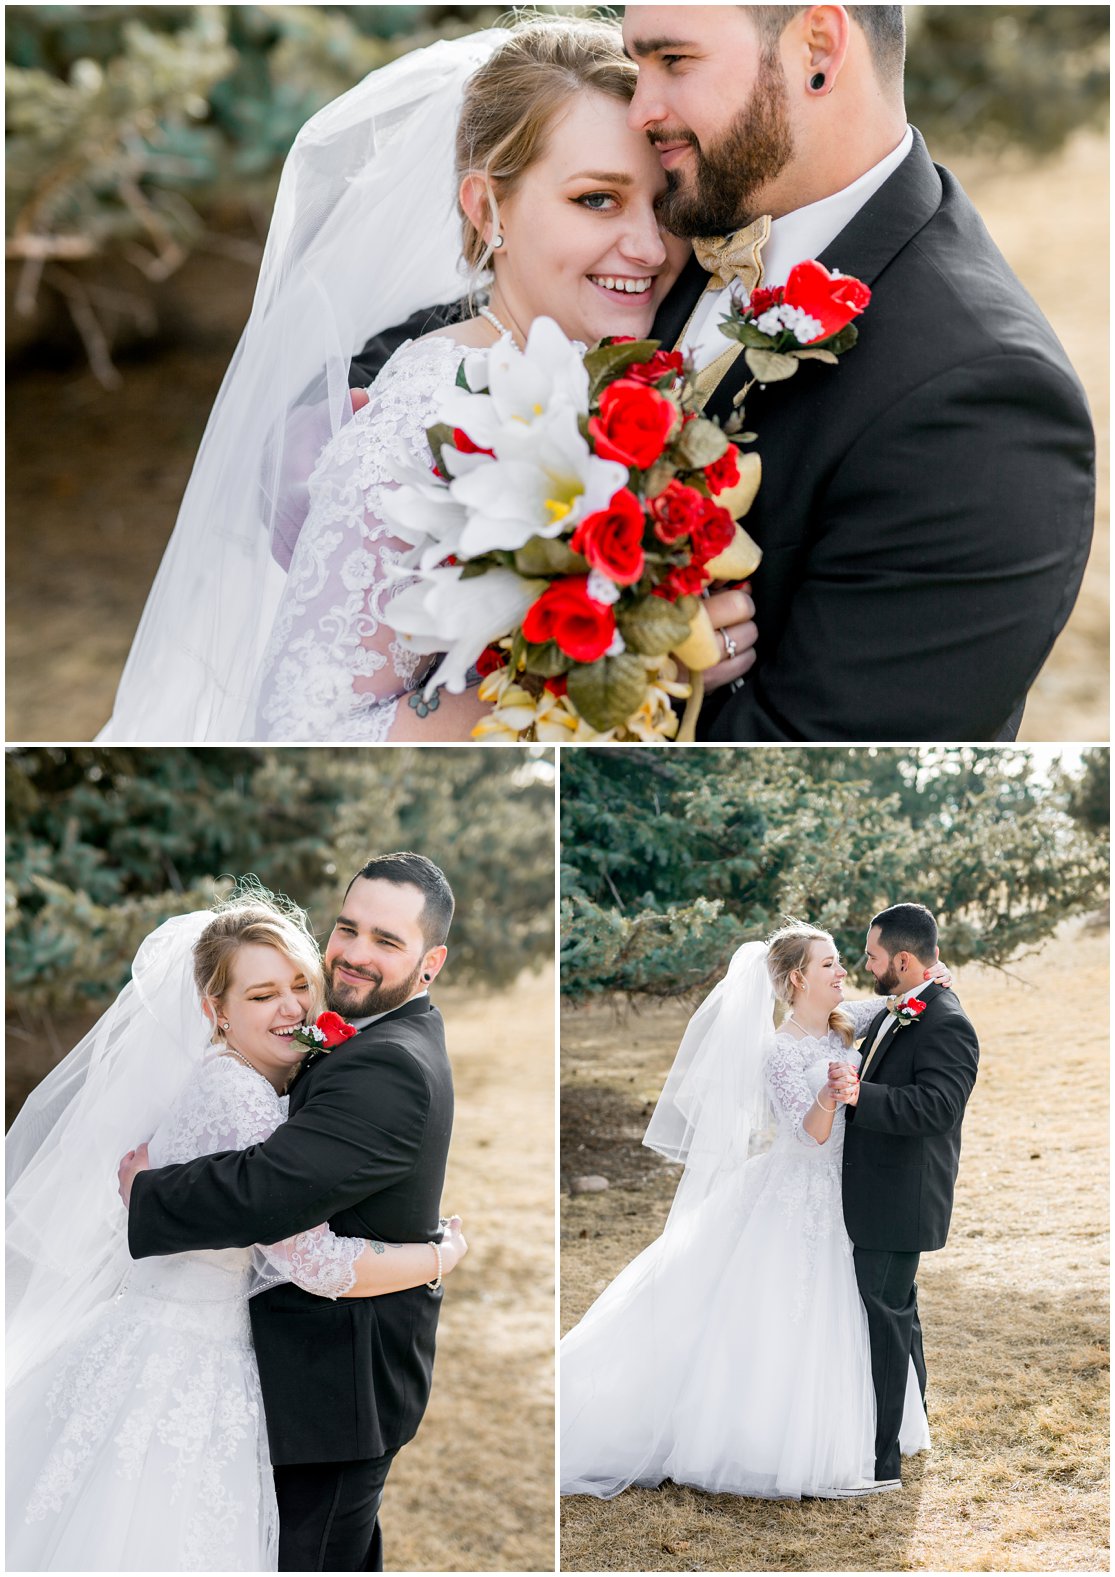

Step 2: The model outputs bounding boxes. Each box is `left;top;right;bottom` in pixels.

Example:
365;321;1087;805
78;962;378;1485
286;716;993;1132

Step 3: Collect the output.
439;1215;468;1274
702;583;757;693
117;1142;151;1209
924;960;952;989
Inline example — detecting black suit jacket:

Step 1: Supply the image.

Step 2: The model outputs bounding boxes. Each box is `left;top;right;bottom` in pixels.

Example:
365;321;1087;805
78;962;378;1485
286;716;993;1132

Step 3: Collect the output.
842;983;978;1253
128;995;454;1465
353;131;1094;742
685;130;1095;741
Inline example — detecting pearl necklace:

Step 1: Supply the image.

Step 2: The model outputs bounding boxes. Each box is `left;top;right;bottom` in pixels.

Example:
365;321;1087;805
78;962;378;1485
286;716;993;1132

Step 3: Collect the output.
480;306;514;341
786;1015;829;1039
222;1045;277;1090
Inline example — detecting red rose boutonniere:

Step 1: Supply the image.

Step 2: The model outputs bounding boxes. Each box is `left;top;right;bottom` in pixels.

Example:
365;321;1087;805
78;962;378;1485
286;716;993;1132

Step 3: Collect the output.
718;258;871;389
888;996;928;1029
294;1011;359;1052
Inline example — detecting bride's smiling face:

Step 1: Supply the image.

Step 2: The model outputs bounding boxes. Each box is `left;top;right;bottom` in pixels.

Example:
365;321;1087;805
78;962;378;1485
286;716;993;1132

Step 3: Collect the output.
481;89;690;344
795;939;847;1005
207;942;315;1088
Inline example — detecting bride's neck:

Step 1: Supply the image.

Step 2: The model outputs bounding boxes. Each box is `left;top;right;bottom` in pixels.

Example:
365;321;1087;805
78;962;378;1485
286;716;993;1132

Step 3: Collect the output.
787;999;832;1036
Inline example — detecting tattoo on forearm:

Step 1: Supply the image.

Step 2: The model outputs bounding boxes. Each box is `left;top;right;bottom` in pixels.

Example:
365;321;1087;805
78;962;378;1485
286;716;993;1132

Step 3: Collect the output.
407;690;440;717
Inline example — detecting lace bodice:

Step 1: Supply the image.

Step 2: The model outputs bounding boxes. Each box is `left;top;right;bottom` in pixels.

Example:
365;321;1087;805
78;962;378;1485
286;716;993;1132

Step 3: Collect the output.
255;335;466;741
141;1056;362;1301
764;997;881;1155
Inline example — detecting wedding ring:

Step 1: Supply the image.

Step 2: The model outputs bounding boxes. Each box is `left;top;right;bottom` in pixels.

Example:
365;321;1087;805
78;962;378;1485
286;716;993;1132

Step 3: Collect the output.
721;629;738;661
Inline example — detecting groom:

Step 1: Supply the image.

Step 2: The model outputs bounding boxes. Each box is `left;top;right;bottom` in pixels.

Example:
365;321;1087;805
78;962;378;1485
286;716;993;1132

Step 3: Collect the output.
119;852;455;1572
827;902;979;1487
353;5;1094;740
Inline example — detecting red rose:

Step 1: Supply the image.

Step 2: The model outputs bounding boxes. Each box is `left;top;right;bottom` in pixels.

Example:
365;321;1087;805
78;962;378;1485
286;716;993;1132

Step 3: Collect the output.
544;674;569;697
746;285;784;317
452;428;495;458
647;479;706;544
588;379;676;470
624;349;684;386
570;488;646;585
703;444;741;496
689;500;735;564
782;260;871;342
315;1011;358;1048
654;562;710;602
475;645;507;678
522;576;616;662
906;997;927;1015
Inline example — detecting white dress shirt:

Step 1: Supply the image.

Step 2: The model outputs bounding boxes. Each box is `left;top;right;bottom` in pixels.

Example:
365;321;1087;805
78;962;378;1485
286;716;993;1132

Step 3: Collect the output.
682;126;914;369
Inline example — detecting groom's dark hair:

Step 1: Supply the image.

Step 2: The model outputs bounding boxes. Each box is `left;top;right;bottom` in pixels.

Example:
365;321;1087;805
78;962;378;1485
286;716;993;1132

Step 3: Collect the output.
348;852;455;949
870;902;938;964
746;6;906;94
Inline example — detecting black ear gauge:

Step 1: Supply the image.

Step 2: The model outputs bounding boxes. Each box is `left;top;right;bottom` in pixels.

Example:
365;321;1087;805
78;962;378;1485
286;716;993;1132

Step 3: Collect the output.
810;71;826;91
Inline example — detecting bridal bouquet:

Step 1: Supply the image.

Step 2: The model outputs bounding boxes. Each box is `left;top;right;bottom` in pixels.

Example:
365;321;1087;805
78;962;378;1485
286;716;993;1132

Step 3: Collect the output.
384;262;869;742
382;320;763;742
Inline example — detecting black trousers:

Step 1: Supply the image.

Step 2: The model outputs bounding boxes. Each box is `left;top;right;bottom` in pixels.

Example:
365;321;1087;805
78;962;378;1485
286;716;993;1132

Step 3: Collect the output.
853;1247;925;1481
274;1448;399;1572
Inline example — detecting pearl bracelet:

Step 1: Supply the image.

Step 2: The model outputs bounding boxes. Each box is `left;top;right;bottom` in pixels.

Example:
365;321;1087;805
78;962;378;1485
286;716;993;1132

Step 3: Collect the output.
427;1240;443;1291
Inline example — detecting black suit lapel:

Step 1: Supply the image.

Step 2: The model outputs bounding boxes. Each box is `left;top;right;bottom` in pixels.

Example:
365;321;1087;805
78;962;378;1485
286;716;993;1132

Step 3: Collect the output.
862;981;943;1082
702;129;943;425
289;994;436;1105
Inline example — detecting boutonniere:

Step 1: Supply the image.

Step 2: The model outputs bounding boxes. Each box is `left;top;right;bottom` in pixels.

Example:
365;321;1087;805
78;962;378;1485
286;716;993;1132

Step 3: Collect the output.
718;259;871;389
293;1011;358;1053
887;996;928;1029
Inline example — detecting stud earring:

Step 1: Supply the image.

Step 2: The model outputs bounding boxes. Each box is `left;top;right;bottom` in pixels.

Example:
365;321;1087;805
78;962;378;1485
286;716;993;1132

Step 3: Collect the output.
809;71;826;91
491;234;504;250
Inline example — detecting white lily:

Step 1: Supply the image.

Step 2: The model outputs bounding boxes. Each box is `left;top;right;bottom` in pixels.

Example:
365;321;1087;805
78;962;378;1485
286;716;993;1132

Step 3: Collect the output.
449;403;627;557
437;316;589;451
385;566;546;696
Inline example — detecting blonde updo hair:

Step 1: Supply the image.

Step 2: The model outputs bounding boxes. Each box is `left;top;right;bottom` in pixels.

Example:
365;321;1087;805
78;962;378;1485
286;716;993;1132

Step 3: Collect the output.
193;891;324;1043
456;17;638;274
766;921;855;1048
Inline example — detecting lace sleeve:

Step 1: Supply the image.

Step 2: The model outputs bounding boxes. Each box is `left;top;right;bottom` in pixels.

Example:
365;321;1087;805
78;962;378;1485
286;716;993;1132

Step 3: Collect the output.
254;1224;364;1300
254;336;464;741
846;997;885;1039
764;1036;823;1148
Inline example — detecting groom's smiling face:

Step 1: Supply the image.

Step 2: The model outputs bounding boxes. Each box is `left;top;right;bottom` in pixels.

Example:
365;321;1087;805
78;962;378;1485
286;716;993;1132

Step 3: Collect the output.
324;877;444;1018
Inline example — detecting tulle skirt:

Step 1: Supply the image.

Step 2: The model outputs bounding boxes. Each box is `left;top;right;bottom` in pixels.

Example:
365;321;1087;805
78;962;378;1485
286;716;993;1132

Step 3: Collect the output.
560;1138;930;1500
6;1279;278;1571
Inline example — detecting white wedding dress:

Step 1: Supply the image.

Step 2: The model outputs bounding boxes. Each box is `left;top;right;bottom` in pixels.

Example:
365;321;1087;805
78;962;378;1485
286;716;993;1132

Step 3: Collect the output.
560;997;930;1500
7;1056;365;1573
255;335;466;742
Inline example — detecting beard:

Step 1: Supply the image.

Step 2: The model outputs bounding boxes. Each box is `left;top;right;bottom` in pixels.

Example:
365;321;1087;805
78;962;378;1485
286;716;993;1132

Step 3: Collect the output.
653;53;794;237
324;956;424;1018
872;960;902;996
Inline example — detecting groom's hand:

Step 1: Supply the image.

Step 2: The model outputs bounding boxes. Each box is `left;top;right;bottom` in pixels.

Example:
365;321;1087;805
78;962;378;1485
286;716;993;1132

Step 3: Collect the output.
117;1142;151;1210
703;583;757;692
827;1061;860;1107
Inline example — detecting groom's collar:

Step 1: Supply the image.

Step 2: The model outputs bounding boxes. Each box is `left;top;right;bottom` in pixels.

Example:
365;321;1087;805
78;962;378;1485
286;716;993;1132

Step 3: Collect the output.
349;988;428;1033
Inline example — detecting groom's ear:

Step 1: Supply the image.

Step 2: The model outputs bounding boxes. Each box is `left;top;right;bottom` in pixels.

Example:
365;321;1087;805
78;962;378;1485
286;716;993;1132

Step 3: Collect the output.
422;944;448;986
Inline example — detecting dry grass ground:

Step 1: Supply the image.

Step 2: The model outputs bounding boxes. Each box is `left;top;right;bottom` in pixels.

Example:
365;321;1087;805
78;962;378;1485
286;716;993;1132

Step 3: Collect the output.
4;132;1108;742
6;966;557;1574
560;925;1109;1572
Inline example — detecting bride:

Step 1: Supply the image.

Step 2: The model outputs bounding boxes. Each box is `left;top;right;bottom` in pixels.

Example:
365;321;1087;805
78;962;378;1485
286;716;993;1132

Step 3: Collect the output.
99;19;763;743
7;895;467;1571
560;921;940;1501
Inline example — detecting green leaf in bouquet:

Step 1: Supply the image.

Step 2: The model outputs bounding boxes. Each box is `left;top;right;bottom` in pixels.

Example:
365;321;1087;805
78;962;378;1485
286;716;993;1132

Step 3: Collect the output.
816;323;859;355
455;360;472;390
522;640;574;678
617;595;693;656
458;562;490;581
718;318;775;348
674;416;730;469
426;421;456;477
744;348;799;383
584;338;661;397
641;458;677;499
514;536;588;577
793;347;840;365
566;652;651;733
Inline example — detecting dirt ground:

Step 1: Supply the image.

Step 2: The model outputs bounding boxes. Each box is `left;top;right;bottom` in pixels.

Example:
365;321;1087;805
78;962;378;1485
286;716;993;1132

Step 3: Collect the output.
4;132;1109;742
559;924;1109;1573
6;965;557;1574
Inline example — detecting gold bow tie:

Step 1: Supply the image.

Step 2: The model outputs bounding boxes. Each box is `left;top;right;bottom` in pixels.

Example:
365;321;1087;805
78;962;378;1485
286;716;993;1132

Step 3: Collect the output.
692;213;772;293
